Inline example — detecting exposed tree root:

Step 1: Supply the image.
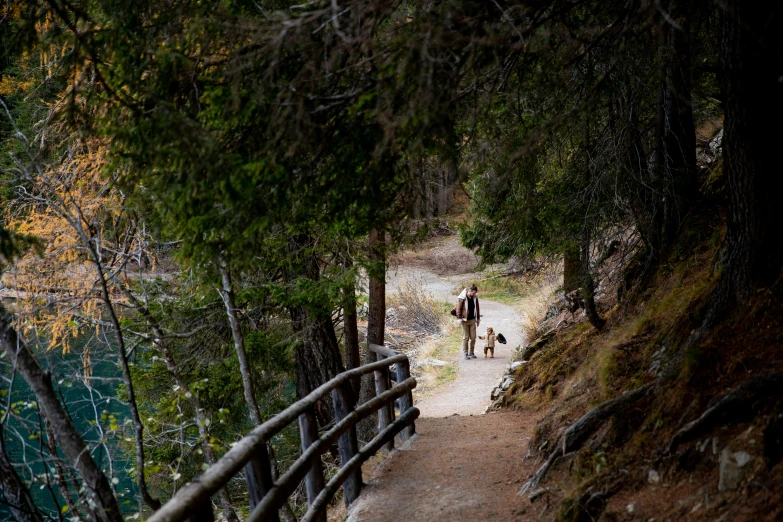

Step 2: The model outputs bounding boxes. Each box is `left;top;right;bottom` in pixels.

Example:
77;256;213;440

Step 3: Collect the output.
558;480;623;522
521;372;783;502
520;383;653;496
668;372;783;453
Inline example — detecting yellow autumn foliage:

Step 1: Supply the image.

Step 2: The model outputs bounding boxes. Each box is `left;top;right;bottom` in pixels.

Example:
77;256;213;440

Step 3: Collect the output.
4;140;150;354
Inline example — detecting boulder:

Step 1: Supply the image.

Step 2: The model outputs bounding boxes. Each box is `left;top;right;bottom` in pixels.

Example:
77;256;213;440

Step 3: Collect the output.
709;128;724;157
425;358;449;367
509;361;526;373
718;448;754;491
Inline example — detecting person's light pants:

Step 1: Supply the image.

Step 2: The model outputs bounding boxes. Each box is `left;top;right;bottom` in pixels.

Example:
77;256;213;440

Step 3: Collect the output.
461;319;476;355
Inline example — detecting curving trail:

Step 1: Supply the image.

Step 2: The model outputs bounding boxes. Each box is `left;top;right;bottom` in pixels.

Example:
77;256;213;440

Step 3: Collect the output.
347;262;541;521
416;297;524;417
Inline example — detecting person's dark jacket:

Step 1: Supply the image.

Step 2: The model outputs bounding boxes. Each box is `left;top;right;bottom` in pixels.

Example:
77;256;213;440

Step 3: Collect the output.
455;288;480;321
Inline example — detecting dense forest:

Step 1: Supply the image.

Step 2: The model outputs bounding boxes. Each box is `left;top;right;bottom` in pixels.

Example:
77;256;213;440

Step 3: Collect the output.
0;0;782;521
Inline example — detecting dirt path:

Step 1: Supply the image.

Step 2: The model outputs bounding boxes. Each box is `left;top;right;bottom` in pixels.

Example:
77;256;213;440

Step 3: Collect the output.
387;254;526;416
346;413;541;522
347;250;540;521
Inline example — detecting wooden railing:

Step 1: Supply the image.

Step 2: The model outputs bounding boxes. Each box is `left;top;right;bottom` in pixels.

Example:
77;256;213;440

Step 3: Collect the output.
148;344;418;522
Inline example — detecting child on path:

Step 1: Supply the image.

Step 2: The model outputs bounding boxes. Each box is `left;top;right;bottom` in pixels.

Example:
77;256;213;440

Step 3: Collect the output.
478;327;497;358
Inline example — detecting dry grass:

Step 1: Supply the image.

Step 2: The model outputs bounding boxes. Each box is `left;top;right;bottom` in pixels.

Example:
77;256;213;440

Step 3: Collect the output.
386;280;442;337
410;319;462;398
327;452;389;522
695;117;723;141
383;278;461;396
518;276;560;343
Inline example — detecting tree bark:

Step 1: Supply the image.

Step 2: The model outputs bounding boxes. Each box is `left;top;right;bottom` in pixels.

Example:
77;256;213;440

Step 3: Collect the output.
659;0;697;245
343;262;361;399
713;0;783;312
359;228;385;438
563;244;581;293
291;304;346;425
580;113;605;331
580;230;605;330
288;238;347;425
616;84;654;255
650;68;666;260
0;308;123;522
42;412;83;521
267;443;297;522
219;262;263;427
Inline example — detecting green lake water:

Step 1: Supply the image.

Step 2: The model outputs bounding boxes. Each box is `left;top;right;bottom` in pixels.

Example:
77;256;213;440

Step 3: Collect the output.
1;309;138;520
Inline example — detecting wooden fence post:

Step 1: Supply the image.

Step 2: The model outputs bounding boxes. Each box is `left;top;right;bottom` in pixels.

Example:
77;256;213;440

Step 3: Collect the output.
299;409;326;522
396;359;415;440
245;444;280;522
184;497;215;522
331;381;362;505
386;364;396;427
374;356;393;452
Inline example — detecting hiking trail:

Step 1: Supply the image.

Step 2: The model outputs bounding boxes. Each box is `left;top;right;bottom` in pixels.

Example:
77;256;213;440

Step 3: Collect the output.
346;241;542;521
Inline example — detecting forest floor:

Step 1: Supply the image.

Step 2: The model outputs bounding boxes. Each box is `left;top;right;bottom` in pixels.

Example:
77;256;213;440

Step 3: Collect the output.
344;234;547;521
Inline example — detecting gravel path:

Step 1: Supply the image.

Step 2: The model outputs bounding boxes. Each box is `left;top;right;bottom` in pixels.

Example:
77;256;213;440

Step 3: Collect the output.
388;261;527;417
417;298;525;417
346;261;538;521
386;265;457;303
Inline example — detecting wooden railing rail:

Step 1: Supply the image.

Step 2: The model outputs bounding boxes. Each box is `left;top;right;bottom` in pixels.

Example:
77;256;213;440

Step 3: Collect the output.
148;346;418;522
369;343;415;444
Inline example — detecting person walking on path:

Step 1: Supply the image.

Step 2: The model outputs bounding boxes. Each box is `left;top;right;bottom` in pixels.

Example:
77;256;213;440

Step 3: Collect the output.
456;285;480;359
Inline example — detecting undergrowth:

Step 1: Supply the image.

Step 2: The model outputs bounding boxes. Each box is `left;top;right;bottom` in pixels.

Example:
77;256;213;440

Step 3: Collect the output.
502;205;783;521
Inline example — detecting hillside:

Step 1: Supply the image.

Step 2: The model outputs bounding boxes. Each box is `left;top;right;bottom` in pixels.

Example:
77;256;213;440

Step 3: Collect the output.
490;202;783;521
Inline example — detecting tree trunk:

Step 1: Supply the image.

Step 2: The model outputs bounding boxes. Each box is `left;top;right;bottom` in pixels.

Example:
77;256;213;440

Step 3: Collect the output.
713;1;783;312
267;444;297;522
359;228;385;438
288;238;347;425
650;68;666;260
614;83;654;253
581;230;605;330
42;412;83;520
343;263;361;399
660;0;697;244
90;246;160;511
563;244;581;293
0;308;123;522
437;168;447;217
219;262;263;427
0;424;44;522
581;110;605;331
291;304;346;425
649;1;697;260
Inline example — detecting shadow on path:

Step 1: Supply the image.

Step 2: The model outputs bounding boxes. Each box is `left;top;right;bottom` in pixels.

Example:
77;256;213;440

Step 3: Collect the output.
347;412;542;521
